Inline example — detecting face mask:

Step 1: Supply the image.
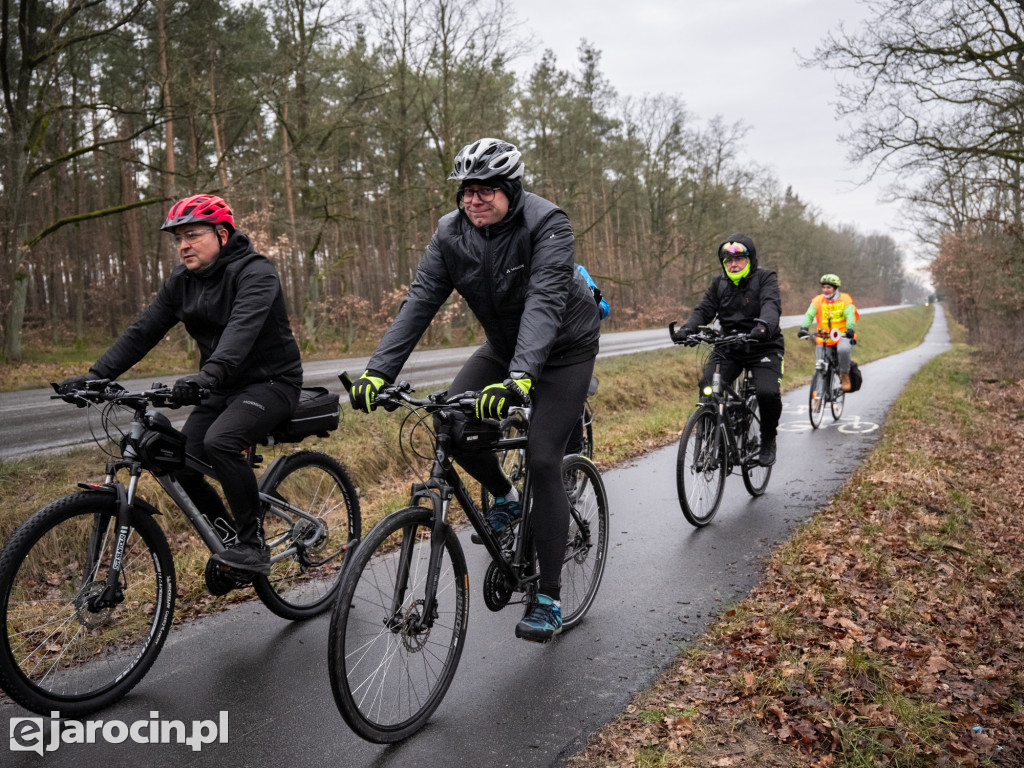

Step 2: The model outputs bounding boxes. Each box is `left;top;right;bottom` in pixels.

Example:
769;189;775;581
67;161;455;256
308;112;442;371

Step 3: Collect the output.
723;258;751;284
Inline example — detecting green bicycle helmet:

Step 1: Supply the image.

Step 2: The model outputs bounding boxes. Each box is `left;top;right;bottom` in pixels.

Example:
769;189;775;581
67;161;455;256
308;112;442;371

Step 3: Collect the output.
820;273;841;288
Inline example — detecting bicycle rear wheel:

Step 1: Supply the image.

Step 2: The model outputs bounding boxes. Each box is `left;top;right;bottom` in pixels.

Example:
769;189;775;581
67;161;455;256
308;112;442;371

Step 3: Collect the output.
808;370;825;429
559;455;609;629
255;451;361;620
740;395;772;496
0;493;175;716
830;369;846;420
676;408;726;527
329;506;469;743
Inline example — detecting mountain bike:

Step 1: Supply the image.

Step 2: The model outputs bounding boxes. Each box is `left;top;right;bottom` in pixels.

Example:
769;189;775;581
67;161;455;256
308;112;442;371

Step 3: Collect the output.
670;326;772;527
0;379;360;717
807;329;852;429
329;374;609;743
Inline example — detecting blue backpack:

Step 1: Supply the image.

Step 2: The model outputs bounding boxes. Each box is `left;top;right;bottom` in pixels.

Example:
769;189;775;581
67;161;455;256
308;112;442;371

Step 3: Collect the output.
576;264;610;320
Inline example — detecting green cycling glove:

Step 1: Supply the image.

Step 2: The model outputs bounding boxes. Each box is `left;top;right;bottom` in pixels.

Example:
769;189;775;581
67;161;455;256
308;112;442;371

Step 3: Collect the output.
474;377;532;421
350;370;386;413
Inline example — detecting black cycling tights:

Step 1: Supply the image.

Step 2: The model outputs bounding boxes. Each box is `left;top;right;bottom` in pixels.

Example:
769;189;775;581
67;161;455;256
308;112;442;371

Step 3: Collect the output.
448;345;596;601
700;347;784;439
177;381;299;541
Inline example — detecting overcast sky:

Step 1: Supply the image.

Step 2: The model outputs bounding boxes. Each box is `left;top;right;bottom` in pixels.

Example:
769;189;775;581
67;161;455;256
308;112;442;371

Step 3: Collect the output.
509;0;912;250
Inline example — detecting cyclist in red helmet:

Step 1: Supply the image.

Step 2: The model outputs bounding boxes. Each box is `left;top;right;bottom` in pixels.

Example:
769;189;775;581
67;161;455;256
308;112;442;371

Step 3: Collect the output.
59;194;303;576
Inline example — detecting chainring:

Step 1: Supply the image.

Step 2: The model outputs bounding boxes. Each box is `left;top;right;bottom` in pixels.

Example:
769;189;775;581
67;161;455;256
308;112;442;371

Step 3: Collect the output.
482;559;515;612
204;558;252;596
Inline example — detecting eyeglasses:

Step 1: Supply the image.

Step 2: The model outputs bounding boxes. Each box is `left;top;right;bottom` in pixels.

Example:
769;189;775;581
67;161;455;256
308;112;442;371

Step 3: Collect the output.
461;186;498;203
170;228;217;246
720;242;749;257
723;254;749;264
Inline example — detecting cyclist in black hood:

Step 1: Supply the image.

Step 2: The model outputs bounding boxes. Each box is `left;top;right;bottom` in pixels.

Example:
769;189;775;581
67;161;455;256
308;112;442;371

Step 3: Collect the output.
670;233;784;466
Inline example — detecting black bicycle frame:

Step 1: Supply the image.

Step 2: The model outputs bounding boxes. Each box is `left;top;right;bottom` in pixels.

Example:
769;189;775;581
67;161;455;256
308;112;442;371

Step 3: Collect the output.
393;424;535;631
707;367;757;468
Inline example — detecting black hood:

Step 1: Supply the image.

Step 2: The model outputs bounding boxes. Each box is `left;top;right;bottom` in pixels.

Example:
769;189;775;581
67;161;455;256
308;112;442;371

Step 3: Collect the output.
189;230;254;280
716;232;758;278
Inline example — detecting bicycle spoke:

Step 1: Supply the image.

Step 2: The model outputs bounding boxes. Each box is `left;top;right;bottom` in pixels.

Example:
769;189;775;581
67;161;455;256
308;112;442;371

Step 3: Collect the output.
330;507;468;743
0;496;175;715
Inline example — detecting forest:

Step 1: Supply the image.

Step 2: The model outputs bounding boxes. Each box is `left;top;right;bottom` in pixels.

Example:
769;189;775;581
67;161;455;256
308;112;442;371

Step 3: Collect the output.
3;0;1016;363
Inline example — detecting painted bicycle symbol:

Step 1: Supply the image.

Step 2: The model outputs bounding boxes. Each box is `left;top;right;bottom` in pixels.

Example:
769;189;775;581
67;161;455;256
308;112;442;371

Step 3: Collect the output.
778;410;879;434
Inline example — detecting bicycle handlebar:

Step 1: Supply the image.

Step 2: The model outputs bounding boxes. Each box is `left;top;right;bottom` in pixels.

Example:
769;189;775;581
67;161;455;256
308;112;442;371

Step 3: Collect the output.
339;371;483;416
50;380;196;409
668;322;752;348
805;329;857;346
337;371;526;421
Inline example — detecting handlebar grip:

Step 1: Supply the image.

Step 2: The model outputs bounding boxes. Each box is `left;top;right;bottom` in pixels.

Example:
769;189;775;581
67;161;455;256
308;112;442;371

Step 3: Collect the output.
338;371;353;393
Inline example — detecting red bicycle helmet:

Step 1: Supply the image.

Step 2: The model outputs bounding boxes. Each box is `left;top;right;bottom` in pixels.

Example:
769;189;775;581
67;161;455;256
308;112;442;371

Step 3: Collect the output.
161;194;235;232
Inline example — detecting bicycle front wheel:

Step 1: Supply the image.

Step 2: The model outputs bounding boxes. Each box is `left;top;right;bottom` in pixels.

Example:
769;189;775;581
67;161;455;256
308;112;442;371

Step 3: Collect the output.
808;370;825;429
254;451;361;620
741;395;772;496
676;408;726;527
0;493;176;716
329;506;469;743
559;454;609;629
830;369;846;420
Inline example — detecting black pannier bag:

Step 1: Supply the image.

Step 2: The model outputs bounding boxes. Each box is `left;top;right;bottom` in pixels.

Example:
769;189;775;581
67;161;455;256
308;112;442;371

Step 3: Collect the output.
271;387;340;443
848;361;863;393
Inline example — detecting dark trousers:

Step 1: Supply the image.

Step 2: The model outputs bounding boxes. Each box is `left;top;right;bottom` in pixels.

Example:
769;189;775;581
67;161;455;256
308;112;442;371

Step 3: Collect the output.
448;345;596;598
700;346;784;439
178;381;299;542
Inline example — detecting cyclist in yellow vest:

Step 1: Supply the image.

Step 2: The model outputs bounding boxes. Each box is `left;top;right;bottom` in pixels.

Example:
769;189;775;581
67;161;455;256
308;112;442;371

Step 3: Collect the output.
797;274;859;391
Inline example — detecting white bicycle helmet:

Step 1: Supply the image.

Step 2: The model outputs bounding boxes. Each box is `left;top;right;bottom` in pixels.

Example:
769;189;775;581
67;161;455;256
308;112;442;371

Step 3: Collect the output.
449;138;524;181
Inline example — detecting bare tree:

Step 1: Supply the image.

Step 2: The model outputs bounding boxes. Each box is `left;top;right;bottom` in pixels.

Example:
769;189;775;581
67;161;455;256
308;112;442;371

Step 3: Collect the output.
1;0;150;359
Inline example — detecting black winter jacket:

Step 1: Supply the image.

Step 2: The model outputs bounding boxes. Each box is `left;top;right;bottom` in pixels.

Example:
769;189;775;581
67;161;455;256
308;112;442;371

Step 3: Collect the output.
91;231;303;391
681;234;784;353
367;192;601;381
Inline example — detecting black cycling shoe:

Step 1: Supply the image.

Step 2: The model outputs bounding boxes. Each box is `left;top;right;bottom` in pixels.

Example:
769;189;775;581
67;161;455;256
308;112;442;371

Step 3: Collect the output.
211;543;271;576
758;437;777;467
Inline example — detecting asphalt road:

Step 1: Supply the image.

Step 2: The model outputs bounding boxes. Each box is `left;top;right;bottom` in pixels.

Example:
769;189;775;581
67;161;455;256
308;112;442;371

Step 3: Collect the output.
0;308;900;460
1;305;949;766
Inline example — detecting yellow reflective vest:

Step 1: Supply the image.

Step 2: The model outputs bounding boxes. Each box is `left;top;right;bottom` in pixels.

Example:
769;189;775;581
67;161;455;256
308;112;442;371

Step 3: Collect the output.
808;292;859;346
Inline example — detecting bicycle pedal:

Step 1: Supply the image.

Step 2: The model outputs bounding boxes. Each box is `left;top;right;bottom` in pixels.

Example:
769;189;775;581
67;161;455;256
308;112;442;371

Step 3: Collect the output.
518;635;553;645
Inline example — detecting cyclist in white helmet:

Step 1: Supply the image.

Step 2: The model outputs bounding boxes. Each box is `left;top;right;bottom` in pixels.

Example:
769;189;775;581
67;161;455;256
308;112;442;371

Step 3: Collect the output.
348;137;602;642
798;273;860;391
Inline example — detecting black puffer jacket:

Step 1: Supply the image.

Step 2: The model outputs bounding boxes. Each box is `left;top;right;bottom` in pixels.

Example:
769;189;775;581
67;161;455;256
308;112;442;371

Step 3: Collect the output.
367;191;601;381
91;231;303;391
681;233;784;352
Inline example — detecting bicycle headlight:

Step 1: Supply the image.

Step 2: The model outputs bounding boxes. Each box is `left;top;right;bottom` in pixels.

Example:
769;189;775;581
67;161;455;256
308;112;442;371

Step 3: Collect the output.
702;386;713;396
